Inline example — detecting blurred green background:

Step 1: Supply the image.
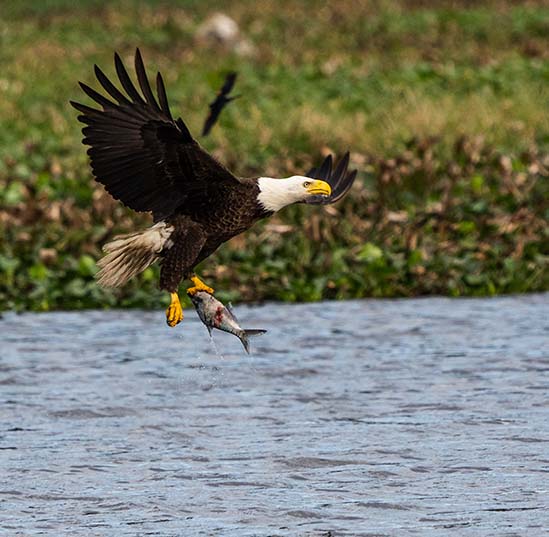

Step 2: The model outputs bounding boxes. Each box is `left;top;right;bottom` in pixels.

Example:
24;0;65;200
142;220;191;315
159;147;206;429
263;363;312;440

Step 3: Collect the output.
0;0;547;311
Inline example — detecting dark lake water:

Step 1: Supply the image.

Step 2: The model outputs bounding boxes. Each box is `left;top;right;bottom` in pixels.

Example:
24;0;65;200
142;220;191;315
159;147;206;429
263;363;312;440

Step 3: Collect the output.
1;295;548;536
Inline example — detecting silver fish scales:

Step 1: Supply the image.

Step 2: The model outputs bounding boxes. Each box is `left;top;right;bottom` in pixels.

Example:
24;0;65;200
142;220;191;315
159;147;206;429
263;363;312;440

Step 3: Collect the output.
189;291;266;353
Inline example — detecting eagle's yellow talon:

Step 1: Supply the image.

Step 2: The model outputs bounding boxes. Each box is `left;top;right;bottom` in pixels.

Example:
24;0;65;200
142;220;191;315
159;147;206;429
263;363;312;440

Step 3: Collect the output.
186;275;214;296
166;292;183;327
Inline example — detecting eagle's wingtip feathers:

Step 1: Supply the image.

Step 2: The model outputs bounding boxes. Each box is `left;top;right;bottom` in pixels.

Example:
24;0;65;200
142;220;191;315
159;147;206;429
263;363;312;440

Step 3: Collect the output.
304;151;357;205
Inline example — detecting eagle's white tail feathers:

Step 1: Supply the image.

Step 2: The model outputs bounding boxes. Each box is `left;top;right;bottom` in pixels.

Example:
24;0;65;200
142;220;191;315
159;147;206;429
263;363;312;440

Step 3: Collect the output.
96;222;174;288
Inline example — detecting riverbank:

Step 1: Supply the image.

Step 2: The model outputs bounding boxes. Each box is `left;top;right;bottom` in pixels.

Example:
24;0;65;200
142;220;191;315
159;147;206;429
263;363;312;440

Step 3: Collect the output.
1;1;547;311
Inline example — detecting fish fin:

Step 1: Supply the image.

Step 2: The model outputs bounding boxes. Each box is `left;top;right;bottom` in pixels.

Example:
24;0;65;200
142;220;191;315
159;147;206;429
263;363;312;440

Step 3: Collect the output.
244;329;267;337
239;329;267;354
226;302;238;322
240;336;250;354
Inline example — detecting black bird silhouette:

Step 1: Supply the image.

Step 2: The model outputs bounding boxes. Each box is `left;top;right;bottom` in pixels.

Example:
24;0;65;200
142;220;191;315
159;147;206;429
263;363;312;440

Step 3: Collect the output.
201;72;239;136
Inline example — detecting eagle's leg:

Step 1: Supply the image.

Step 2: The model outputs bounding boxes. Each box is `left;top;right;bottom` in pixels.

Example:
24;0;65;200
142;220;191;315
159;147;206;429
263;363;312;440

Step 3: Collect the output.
160;220;208;327
166;292;184;327
186;274;214;296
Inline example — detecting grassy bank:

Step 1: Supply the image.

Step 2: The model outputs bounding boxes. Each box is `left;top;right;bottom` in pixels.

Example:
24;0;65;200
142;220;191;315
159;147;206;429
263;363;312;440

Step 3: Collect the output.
1;0;547;311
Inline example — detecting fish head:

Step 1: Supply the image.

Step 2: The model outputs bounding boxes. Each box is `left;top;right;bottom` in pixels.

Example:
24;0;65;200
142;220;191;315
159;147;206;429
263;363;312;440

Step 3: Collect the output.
188;290;209;308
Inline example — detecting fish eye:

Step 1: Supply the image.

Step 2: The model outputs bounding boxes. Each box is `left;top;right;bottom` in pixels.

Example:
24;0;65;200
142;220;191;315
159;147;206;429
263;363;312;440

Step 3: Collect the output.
303;181;312;188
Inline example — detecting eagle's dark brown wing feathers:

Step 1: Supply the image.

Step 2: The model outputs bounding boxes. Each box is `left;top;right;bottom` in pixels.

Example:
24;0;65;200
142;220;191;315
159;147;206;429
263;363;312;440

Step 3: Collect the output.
71;49;240;221
305;151;357;205
318;154;332;179
114;52;145;104
156;73;173;120
332;170;357;202
328;152;351;200
78;81;116;109
134;48;162;113
93;65;131;106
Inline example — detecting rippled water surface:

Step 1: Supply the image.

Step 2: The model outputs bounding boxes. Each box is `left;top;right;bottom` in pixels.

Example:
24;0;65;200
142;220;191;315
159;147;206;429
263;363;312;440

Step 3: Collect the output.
1;295;548;536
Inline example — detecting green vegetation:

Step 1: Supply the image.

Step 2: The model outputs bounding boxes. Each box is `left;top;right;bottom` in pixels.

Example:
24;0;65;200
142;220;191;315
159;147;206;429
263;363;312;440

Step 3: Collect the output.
1;0;547;311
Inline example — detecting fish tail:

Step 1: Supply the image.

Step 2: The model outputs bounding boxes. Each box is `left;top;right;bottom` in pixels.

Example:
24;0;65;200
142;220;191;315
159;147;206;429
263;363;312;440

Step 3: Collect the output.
239;329;267;354
96;222;174;288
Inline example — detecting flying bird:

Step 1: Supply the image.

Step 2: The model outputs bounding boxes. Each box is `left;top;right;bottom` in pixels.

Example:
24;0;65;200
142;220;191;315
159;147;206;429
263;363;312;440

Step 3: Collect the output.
71;49;357;327
202;71;239;136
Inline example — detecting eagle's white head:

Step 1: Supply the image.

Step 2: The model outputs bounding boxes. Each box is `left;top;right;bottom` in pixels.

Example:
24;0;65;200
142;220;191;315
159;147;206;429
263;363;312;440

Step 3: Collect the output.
257;176;332;212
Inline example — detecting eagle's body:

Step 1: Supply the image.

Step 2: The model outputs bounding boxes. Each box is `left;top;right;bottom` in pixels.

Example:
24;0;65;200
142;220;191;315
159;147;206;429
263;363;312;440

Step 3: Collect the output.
159;182;268;291
72;49;356;326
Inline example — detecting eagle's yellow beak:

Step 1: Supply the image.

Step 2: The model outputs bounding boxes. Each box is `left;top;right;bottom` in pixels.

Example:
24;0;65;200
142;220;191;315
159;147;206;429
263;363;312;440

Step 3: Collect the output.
306;179;331;197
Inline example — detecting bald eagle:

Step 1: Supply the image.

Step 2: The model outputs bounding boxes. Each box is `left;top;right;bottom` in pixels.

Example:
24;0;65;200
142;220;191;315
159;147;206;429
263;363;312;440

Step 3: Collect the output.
71;49;357;327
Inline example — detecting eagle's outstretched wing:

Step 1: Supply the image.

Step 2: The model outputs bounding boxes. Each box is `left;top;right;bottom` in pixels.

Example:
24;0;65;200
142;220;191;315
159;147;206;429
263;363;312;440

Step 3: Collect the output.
71;49;241;222
304;152;357;205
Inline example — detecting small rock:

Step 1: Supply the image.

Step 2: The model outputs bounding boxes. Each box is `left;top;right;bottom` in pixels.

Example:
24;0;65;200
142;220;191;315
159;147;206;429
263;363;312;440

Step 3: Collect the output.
196;13;240;46
196;13;256;57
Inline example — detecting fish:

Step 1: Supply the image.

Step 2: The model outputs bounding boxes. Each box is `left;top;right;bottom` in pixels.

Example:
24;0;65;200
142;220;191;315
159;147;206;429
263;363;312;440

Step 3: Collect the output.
201;71;239;136
188;290;266;353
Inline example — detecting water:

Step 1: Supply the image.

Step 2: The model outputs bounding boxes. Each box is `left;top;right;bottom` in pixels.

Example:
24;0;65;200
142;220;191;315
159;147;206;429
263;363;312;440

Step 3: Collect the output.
1;295;548;536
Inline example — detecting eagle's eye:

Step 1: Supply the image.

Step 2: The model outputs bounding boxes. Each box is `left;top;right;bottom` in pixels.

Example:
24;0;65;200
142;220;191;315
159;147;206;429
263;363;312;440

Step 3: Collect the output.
303;181;312;188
